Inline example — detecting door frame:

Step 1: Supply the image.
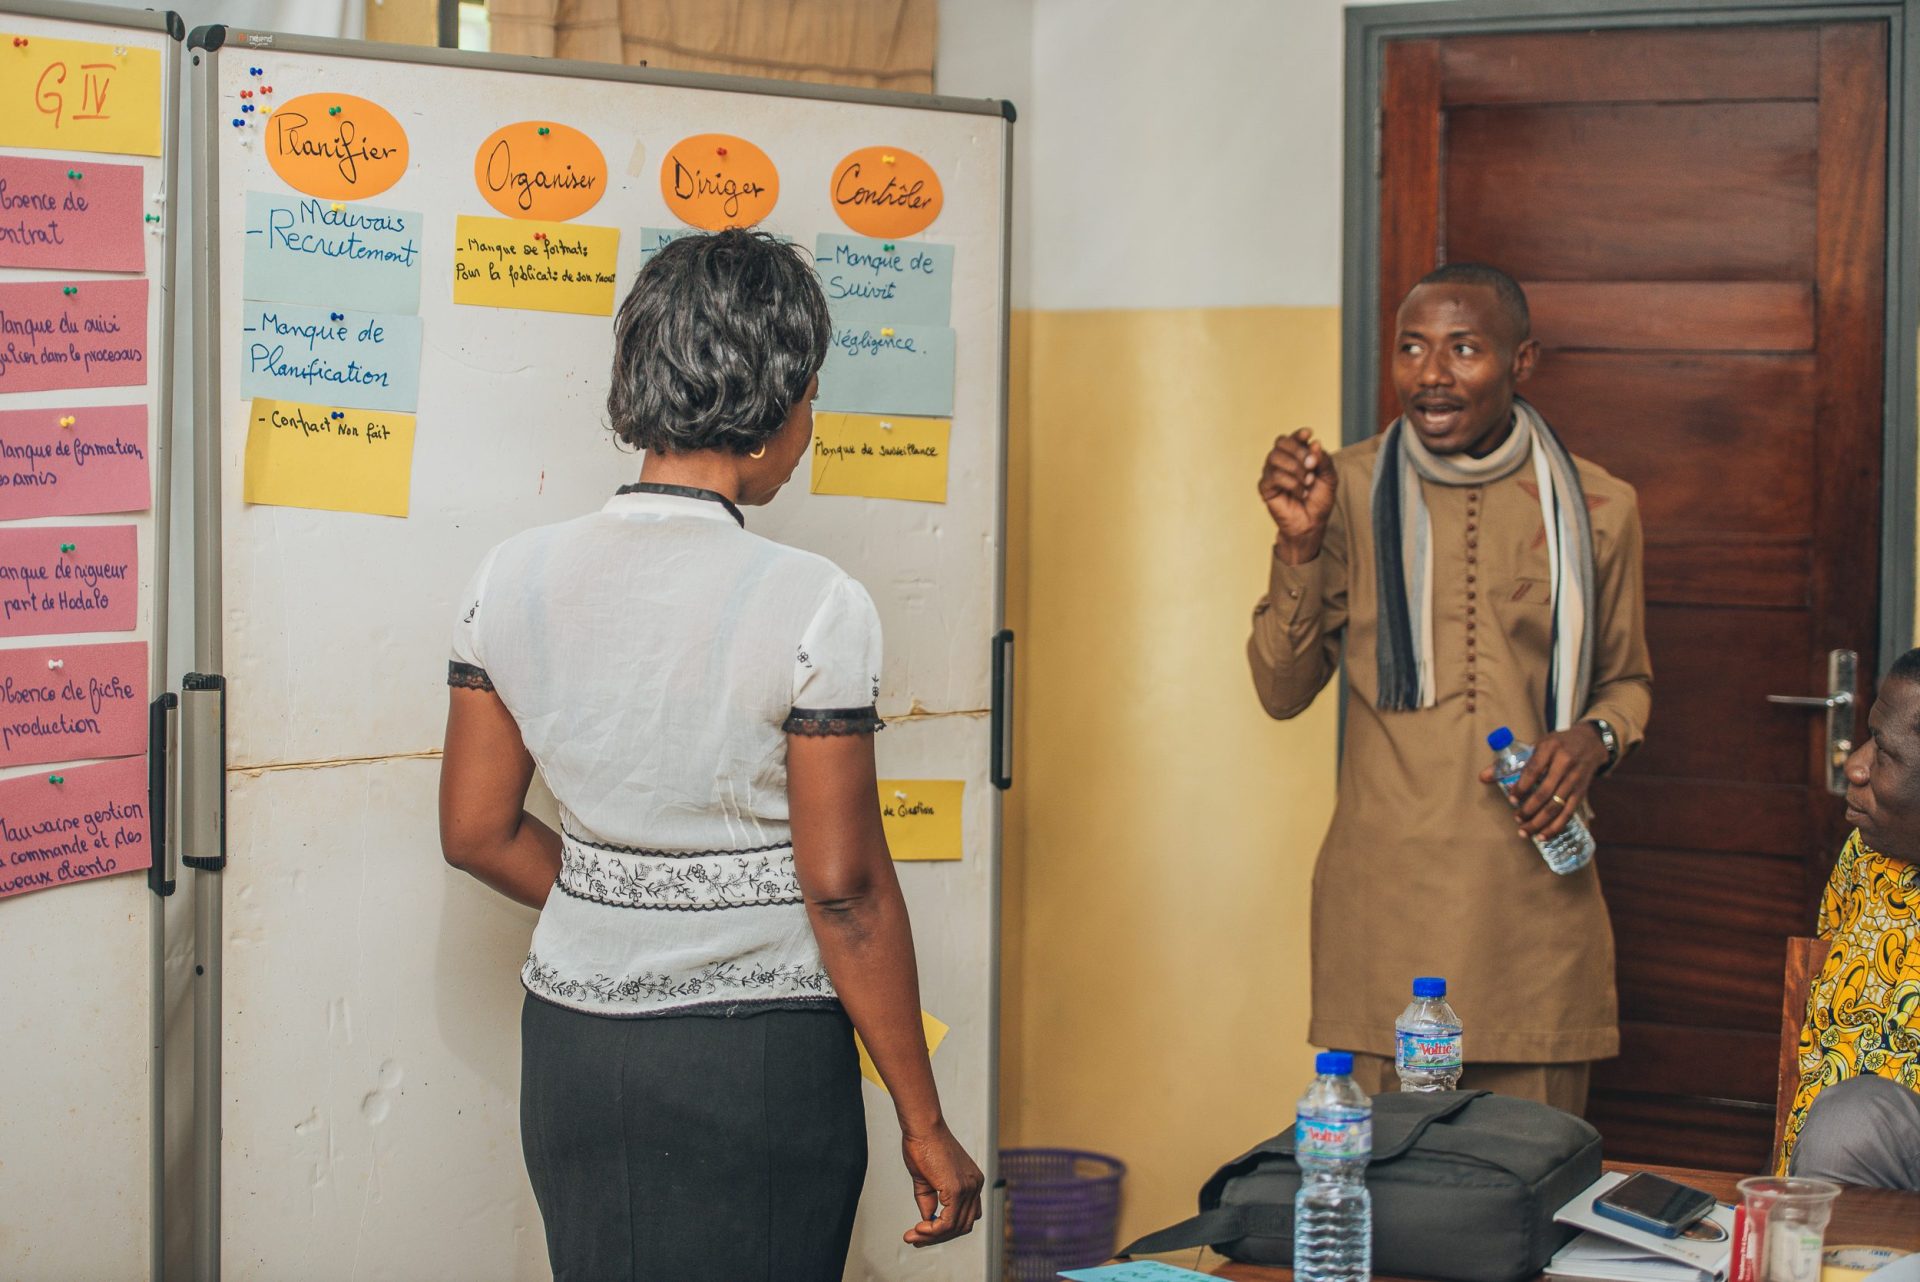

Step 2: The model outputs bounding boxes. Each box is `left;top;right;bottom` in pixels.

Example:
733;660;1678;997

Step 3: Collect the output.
1343;0;1920;670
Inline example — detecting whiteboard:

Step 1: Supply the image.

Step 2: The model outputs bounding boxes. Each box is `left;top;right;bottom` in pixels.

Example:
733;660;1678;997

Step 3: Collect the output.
0;2;180;1279
190;27;1009;1282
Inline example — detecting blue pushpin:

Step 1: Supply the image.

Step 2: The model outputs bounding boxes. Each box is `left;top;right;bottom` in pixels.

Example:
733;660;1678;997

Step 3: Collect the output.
329;312;344;322
232;118;243;128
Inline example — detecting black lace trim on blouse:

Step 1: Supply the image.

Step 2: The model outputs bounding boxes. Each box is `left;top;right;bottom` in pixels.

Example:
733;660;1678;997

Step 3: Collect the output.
563;829;793;859
448;661;495;692
784;705;887;736
615;481;745;528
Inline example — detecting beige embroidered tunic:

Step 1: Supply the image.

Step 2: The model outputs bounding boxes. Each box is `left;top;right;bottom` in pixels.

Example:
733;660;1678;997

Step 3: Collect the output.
1249;432;1652;1064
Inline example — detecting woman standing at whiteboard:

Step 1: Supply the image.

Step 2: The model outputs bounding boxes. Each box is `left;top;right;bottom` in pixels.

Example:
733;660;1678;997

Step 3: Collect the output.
437;230;982;1281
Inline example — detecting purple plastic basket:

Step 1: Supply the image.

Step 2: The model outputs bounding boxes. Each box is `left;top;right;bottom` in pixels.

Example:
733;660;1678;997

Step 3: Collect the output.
1000;1147;1126;1281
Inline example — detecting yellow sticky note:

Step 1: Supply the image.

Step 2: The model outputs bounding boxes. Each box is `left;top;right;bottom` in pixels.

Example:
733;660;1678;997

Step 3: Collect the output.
879;779;964;861
453;214;619;316
0;35;162;157
810;413;950;503
244;398;416;517
856;1010;950;1091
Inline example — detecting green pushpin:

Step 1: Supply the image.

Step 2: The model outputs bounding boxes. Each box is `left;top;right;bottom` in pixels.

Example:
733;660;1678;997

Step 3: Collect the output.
882;243;895;252
329;105;342;116
67;169;82;180
59;542;75;553
48;775;63;785
61;286;76;296
144;213;160;223
537;126;550;136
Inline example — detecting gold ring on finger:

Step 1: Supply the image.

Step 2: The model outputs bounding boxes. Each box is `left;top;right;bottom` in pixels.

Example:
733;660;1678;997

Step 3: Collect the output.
1551;794;1567;808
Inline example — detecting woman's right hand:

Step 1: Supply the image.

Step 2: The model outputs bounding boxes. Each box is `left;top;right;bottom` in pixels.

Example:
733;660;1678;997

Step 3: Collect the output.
900;1119;985;1246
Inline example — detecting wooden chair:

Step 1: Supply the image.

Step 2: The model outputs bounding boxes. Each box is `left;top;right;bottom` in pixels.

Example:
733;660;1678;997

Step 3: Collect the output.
1773;935;1834;1170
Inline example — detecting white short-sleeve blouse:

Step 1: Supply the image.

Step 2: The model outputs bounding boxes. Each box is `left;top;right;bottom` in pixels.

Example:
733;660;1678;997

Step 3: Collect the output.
449;483;884;1017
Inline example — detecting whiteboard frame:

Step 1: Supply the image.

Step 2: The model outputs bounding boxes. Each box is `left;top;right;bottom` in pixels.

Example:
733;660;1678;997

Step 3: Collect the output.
0;2;182;1277
186;26;1013;1281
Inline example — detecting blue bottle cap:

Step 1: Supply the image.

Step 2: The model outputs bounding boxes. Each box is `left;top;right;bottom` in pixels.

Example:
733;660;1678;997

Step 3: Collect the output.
1413;977;1446;998
1487;726;1515;750
1316;1051;1354;1076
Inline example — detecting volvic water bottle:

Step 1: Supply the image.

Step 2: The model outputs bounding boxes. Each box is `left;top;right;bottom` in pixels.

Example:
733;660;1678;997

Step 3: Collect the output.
1487;727;1596;874
1293;1051;1372;1282
1395;977;1463;1092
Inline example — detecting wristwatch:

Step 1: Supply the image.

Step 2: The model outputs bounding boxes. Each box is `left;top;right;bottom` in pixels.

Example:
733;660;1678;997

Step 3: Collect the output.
1587;717;1621;774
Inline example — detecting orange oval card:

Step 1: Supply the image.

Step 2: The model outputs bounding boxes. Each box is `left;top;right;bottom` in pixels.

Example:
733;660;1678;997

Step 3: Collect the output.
660;134;779;230
474;121;608;222
830;146;943;238
265;94;410;201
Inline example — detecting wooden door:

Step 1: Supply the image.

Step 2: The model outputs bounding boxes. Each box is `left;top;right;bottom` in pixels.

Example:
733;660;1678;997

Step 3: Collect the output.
1377;21;1887;1171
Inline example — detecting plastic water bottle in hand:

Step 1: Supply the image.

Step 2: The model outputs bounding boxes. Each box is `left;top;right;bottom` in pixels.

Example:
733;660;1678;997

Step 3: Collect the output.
1487;727;1596;875
1293;1051;1372;1282
1394;977;1463;1092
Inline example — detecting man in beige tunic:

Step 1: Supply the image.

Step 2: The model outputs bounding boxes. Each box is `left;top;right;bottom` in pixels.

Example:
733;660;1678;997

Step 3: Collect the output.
1248;264;1651;1112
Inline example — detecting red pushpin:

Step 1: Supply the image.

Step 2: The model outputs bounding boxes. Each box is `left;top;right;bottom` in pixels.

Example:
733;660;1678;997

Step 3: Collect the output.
716;146;728;157
11;36;28;46
241;89;252;98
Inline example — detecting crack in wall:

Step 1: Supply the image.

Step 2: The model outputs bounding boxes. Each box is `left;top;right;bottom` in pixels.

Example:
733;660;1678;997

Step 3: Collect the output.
226;709;991;776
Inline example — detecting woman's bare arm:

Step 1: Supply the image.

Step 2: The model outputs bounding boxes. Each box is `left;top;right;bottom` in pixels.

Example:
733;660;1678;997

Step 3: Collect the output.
439;687;560;909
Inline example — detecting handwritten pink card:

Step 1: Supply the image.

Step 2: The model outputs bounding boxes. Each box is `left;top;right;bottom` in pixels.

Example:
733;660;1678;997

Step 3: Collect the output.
0;278;147;392
0;754;148;899
0;403;151;520
0;525;136;637
0;639;145;767
0;156;144;273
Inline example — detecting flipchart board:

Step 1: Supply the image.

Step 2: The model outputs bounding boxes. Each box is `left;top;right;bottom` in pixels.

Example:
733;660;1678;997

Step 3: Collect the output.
188;27;1011;1282
0;2;180;1279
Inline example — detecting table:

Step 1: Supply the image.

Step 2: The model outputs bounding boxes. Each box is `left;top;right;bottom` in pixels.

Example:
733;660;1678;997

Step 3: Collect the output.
1123;1164;1920;1280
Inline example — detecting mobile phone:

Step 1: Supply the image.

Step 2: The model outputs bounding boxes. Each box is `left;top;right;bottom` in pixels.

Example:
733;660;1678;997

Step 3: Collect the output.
1592;1172;1718;1238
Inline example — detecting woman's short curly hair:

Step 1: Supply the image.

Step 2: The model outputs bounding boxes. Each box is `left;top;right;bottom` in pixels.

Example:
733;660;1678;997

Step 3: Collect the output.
607;230;832;455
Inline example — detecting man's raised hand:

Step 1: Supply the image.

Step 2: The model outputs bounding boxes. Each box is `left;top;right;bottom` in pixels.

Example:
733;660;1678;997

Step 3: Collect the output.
1260;428;1338;564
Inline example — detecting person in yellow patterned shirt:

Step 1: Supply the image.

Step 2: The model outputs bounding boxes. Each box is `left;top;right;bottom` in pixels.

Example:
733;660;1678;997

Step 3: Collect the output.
1778;648;1920;1188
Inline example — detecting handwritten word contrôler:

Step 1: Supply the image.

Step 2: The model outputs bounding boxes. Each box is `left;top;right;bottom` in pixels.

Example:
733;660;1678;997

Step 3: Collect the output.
834;163;937;212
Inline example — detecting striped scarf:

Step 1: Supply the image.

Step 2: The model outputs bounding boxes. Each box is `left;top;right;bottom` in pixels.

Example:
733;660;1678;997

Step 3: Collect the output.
1371;398;1595;730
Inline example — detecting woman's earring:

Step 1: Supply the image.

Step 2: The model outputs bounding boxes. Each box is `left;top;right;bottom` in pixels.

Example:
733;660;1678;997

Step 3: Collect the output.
749;445;767;459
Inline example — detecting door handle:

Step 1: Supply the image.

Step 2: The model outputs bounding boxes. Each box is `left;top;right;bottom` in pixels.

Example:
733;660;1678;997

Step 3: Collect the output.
1766;648;1856;795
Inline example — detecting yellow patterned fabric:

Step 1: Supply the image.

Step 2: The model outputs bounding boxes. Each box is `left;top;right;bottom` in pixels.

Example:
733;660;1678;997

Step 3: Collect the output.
1777;830;1919;1173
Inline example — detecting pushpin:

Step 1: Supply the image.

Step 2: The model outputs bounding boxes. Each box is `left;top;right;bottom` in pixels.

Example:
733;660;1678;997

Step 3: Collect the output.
329;105;342;116
242;104;254;113
330;411;344;420
61;286;76;296
59;543;74;553
249;66;262;75
58;415;74;428
67;169;82;180
12;36;27;47
716;145;728;157
880;327;895;337
882;154;896;165
879;420;894;431
240;89;251;99
48;775;63;786
115;45;127;56
144;213;160;223
330;202;343;212
231;118;244;128
329;312;344;321
882;243;895;252
893;790;908;801
262;85;273;94
45;659;61;670
537;126;550;136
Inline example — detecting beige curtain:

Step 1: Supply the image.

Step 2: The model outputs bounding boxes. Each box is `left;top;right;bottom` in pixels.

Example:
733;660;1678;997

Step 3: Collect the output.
488;0;936;93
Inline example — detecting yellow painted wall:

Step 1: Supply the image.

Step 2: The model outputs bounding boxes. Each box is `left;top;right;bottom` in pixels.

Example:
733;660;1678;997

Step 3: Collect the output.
1007;306;1344;1242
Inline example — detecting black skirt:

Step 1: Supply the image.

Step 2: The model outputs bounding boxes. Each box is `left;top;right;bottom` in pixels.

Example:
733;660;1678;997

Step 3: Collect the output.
520;993;868;1282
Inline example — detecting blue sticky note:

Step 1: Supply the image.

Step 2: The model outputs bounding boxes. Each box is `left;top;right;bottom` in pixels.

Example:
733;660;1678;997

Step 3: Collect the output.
816;324;955;417
639;226;701;257
813;233;953;326
239;299;423;413
242;191;424;315
1059;1263;1213;1281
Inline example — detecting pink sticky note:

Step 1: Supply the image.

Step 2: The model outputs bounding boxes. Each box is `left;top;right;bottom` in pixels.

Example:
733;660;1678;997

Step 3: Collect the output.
0;525;137;637
0;278;148;392
0;156;144;273
0;404;151;520
0;755;149;899
0;639;145;767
